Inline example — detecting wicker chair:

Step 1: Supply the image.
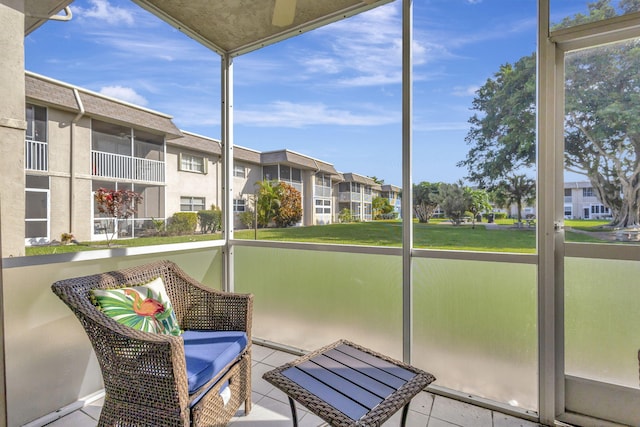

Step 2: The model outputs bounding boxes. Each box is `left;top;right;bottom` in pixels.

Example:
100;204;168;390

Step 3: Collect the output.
51;260;253;427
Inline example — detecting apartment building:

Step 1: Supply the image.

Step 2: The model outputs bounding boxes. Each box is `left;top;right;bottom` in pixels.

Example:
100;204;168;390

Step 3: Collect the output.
337;173;382;221
25;72;182;245
22;72;396;246
563;181;612;219
381;184;402;219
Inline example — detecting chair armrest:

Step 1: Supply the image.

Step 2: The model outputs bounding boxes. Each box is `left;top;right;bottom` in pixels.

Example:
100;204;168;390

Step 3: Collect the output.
80;313;191;416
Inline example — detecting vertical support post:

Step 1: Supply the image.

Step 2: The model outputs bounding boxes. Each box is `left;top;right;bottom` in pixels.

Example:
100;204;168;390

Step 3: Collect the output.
1;2;26;422
537;0;563;423
401;0;413;365
0;197;7;427
0;0;26;258
221;54;235;292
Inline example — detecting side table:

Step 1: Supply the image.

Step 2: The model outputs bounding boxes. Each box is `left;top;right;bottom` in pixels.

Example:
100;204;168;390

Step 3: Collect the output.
263;340;435;427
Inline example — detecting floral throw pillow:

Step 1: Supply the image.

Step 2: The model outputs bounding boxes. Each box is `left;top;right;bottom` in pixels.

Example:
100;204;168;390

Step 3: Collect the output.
91;276;182;336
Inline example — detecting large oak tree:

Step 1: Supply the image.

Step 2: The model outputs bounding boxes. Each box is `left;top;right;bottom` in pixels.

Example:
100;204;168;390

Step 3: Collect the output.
459;0;640;228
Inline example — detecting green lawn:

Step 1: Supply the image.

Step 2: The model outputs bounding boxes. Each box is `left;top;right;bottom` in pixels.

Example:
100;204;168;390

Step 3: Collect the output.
26;233;222;256
25;219;613;256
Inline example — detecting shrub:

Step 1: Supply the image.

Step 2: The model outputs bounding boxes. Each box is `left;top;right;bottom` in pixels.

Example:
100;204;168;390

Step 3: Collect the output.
379;212;398;220
274;182;302;227
338;208;353;223
239;210;255;229
198;206;222;233
167;212;198;235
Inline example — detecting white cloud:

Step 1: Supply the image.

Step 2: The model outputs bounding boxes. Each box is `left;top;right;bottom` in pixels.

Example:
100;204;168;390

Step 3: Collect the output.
414;121;471;132
74;0;135;26
298;2;430;87
467;0;483;4
236;101;399;128
99;86;148;106
451;85;479;97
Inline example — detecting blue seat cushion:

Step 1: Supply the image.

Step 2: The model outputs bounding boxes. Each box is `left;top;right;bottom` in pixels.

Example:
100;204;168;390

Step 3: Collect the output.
182;330;248;394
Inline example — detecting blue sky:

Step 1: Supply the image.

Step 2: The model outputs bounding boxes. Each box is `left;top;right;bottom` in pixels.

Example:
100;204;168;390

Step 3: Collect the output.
25;0;590;186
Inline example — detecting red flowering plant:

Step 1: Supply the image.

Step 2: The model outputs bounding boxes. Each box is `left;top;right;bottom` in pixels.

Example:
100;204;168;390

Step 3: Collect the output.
94;188;143;246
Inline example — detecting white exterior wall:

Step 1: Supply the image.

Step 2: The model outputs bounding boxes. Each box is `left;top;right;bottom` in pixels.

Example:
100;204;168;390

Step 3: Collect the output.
232;160;261;229
165;145;221;217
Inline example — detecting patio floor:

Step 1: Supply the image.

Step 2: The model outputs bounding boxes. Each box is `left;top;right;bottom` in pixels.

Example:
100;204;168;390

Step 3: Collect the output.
43;344;544;427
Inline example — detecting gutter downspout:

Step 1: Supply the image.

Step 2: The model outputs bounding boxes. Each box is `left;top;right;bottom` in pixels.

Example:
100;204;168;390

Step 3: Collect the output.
217;140;222;209
26;6;72;22
71;89;85;236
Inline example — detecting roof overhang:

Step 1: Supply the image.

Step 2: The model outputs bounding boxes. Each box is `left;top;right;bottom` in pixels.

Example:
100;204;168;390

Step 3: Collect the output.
24;0;73;35
130;0;395;57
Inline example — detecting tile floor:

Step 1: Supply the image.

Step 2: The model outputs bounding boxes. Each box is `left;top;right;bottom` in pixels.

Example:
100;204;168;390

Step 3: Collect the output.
43;344;544;427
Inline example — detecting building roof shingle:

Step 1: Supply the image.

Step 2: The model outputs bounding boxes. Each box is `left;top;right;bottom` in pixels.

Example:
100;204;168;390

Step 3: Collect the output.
26;72;182;139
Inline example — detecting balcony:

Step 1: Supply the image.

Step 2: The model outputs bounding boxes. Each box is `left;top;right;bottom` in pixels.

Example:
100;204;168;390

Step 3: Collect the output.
4;232;640;426
91;150;165;183
25;139;47;171
338;191;362;203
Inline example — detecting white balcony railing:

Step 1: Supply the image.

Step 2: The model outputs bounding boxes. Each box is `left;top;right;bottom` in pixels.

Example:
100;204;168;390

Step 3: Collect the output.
25;139;48;171
314;185;331;198
133;156;165;182
92;151;165;183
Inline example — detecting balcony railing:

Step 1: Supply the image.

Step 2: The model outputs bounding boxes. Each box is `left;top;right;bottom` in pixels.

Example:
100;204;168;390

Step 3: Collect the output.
92;150;165;183
314;185;331;198
25;139;48;171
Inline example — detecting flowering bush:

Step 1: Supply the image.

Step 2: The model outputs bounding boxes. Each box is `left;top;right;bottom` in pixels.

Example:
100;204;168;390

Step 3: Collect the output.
61;233;74;245
94;188;143;246
274;182;302;227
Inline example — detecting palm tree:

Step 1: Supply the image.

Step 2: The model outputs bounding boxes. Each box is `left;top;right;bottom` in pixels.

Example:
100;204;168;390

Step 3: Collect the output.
255;180;282;228
490;174;536;223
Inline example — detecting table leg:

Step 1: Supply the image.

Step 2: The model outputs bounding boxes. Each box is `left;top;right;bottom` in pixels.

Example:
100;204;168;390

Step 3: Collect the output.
288;396;299;427
400;403;410;427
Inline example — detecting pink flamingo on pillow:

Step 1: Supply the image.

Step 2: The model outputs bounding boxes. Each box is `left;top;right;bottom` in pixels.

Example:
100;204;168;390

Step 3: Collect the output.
124;289;166;332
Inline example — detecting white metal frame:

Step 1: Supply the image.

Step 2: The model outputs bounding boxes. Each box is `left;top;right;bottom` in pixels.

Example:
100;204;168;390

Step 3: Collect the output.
546;8;640;427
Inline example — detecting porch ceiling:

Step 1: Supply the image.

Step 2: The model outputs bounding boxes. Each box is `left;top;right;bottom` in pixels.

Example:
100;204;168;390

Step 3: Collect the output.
130;0;394;57
25;0;393;56
24;0;74;35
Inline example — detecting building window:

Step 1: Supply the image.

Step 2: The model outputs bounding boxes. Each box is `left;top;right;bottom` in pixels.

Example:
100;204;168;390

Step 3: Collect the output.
314;173;332;197
564;206;573;218
234;165;246;178
179;153;207;174
180;196;205;211
591;204;610;215
275;165;302;183
263;165;278;181
26;104;47;142
233;199;246;212
25;175;50;243
315;199;331;214
25;104;48;171
583;187;594;197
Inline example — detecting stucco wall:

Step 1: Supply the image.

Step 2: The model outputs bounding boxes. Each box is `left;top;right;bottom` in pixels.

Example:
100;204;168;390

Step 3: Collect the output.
0;0;26;258
165;145;221;218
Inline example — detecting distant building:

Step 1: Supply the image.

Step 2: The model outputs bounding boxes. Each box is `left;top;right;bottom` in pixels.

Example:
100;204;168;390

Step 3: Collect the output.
563;181;612;219
336;173;381;221
22;71;400;245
